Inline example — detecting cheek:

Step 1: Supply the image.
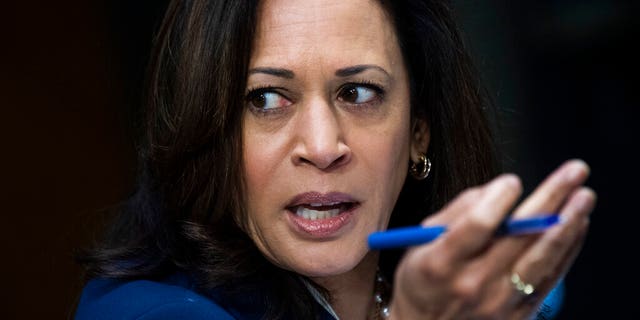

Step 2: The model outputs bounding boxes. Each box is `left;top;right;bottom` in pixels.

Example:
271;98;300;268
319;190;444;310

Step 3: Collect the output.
242;127;270;217
243;127;281;193
243;145;266;193
350;118;412;218
359;119;411;178
242;127;277;244
242;122;295;221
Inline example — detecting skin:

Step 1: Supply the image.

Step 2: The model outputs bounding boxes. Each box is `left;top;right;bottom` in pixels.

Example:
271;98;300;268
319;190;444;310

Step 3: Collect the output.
392;160;595;319
242;0;426;318
241;1;596;319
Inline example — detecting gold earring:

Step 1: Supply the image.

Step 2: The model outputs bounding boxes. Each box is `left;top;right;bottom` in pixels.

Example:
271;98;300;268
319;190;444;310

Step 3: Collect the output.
410;154;431;180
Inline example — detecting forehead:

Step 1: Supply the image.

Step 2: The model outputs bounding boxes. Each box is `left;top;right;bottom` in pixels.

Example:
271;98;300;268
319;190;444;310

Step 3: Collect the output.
251;0;401;72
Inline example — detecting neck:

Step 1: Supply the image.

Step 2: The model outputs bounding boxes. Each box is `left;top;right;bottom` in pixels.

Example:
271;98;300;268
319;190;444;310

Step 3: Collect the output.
311;251;379;320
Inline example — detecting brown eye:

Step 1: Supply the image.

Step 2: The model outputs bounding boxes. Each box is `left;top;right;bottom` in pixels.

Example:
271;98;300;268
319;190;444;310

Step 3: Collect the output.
341;87;359;103
246;89;291;111
338;84;381;105
251;93;267;109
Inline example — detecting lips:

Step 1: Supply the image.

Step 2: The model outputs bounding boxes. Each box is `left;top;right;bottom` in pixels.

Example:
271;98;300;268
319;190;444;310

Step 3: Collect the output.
285;192;360;237
286;192;359;220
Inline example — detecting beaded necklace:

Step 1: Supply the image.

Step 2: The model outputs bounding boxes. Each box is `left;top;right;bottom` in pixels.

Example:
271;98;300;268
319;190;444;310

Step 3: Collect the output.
371;269;391;319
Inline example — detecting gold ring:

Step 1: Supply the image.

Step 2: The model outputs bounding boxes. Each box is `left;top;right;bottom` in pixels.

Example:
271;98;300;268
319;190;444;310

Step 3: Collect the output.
510;272;535;296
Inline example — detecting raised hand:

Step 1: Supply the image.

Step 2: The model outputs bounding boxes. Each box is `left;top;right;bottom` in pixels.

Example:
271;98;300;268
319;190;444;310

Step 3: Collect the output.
390;159;595;319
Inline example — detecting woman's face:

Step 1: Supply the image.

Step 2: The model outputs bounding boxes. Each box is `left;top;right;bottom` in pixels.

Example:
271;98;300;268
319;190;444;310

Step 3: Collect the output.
242;0;424;277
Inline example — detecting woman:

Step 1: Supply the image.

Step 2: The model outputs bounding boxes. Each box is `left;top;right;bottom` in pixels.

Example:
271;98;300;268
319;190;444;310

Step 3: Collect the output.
75;0;595;319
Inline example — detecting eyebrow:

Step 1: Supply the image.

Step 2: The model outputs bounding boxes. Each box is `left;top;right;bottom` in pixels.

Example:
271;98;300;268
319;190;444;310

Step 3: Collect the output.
335;64;390;77
248;67;295;79
248;64;391;79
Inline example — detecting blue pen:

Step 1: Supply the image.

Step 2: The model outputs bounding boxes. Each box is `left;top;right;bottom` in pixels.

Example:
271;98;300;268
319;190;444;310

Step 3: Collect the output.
368;214;560;250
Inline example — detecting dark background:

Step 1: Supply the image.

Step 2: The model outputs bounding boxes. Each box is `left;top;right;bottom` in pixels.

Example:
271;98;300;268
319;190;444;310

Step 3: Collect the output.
2;0;637;318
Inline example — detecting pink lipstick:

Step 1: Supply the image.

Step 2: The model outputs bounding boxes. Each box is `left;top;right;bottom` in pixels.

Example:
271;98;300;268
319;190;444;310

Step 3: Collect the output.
286;192;360;237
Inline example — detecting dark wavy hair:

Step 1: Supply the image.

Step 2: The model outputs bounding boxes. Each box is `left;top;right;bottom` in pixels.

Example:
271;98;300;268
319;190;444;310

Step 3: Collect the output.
78;0;498;318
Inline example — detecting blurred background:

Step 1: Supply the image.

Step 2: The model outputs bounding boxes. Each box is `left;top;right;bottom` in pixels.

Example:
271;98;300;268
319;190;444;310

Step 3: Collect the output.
2;0;637;318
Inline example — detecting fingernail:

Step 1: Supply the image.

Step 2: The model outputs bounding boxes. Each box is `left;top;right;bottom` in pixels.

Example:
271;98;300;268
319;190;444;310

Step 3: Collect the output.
497;173;521;190
576;188;597;212
567;159;590;181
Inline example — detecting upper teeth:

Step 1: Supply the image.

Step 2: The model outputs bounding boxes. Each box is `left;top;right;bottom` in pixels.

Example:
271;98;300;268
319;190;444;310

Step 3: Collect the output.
309;202;340;207
296;207;341;220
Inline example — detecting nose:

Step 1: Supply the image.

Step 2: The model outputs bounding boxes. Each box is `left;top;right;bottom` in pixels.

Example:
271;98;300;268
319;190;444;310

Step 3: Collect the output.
292;97;351;170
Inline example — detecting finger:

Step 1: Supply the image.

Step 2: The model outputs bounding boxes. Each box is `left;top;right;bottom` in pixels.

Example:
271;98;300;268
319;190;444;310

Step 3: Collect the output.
512;159;590;218
401;175;521;291
507;188;594;319
435;174;522;261
509;233;587;320
513;226;588;320
419;183;482;227
512;187;594;293
509;236;586;320
471;271;515;318
470;160;591;281
449;163;593;316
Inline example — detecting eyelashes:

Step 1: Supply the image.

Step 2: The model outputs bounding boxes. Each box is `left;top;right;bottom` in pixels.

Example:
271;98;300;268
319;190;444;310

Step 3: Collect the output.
337;81;384;108
245;81;386;115
245;86;292;114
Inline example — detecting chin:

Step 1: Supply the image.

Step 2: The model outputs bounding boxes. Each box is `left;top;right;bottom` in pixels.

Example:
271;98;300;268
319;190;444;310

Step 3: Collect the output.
286;247;369;278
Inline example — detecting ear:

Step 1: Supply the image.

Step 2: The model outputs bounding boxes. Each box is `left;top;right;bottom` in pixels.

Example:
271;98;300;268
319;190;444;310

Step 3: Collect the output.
410;117;430;163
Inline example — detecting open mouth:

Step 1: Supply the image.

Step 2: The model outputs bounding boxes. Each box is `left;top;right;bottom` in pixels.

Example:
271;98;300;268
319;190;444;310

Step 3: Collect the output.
288;202;358;220
285;192;360;236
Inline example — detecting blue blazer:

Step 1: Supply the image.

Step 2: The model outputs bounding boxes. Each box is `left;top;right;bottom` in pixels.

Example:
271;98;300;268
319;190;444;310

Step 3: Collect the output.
75;273;235;320
74;272;334;320
75;272;564;319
